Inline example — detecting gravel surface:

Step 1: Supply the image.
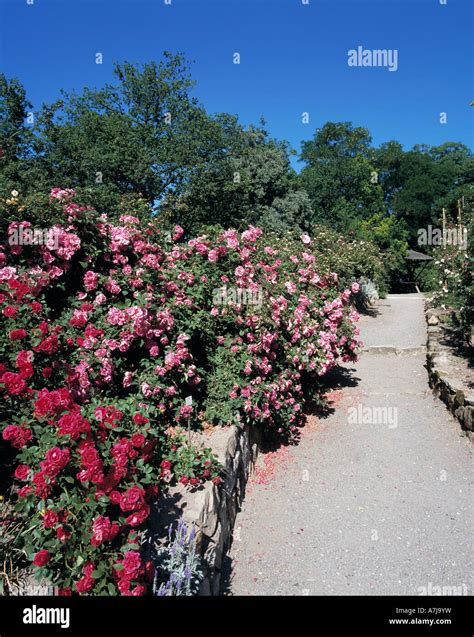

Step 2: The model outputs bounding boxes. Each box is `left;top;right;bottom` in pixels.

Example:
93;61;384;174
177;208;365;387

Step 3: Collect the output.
361;294;427;350
227;295;473;596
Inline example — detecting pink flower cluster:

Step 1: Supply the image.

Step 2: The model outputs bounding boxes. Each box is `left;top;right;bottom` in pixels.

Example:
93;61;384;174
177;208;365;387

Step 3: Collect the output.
0;188;361;597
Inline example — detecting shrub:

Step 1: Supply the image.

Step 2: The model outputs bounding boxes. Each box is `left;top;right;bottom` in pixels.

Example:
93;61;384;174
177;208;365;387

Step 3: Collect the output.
0;189;361;594
308;224;388;297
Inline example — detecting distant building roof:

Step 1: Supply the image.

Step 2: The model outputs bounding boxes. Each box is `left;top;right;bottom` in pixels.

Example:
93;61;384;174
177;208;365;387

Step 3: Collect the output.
406;249;433;261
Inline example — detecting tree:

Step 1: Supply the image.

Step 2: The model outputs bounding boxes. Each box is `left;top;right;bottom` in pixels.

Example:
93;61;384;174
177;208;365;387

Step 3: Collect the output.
0;74;38;196
375;141;473;242
299;122;385;232
2;56;311;233
30;53;218;213
173;117;312;233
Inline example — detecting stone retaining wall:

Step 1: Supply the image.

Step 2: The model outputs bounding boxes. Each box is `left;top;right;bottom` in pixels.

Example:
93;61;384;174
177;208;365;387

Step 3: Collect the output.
426;308;473;441
154;423;261;595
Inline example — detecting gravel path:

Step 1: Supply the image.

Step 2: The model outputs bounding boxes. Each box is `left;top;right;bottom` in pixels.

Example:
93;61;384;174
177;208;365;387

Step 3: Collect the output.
227;295;473;595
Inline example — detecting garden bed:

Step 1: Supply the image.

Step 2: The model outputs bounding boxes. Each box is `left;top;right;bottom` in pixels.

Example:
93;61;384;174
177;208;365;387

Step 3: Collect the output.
151;423;260;595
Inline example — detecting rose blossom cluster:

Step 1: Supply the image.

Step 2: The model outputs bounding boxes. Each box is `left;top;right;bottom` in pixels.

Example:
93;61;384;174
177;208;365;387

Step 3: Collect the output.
1;188;361;596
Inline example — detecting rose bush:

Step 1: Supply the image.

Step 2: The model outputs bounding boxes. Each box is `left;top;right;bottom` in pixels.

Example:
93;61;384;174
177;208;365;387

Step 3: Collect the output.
1;189;361;595
426;213;472;342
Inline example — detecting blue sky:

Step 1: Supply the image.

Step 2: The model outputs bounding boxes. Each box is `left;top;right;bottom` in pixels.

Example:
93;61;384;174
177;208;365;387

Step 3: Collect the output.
1;0;472;170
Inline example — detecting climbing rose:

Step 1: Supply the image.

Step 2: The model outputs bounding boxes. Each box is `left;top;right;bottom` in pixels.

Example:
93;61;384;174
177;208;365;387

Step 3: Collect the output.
56;526;71;543
300;233;311;245
33;550;50;567
75;562;96;593
90;515;120;546
84;270;99;291
2;424;32;448
41;447;70;477
1;372;27;395
43;510;59;529
119;486;145;512
120;551;143;579
14;464;30;481
125;504;150;527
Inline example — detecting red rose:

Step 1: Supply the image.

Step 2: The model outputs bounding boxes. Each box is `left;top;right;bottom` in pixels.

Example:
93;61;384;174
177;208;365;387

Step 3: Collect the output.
56;526;71;542
125;504;150;527
42;367;53;379
41;447;70;477
18;485;32;497
57;587;72;596
2;424;32;448
16;350;31;366
35;321;47;335
33;550;50;567
77;445;104;484
34;388;73;417
32;471;52;499
117;579;131;595
57;410;90;439
130;433;145;448
9;329;27;340
0;372;27;396
75;561;96;594
90;515;119;546
130;584;147;596
120;551;142;579
83;562;95;579
133;413;149;425
2;305;17;318
18;363;33;379
35;334;59;355
179;476;189;485
13;464;30;481
109;490;121;505
119;486;145;512
30;301;42;312
43;509;59;529
111;440;131;466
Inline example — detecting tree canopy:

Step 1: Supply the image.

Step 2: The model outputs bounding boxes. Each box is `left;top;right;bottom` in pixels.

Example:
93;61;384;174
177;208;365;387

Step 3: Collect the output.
1;53;472;290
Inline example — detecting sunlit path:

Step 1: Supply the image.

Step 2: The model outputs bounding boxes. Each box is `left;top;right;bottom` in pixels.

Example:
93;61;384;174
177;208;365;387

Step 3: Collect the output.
228;295;473;595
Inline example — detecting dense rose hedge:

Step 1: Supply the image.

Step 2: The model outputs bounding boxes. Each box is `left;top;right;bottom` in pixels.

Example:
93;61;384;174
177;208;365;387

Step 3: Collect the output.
1;189;361;595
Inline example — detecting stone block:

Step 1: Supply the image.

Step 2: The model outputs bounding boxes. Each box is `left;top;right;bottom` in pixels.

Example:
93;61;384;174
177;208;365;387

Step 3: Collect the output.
463;406;473;431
